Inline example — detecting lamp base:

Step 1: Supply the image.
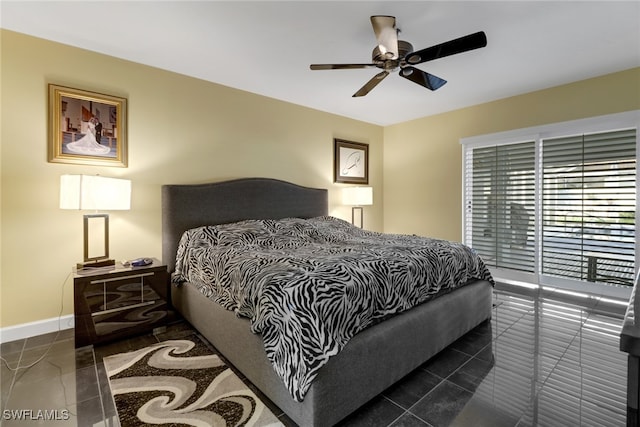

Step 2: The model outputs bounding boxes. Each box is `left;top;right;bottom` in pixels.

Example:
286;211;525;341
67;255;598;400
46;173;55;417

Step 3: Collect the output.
77;259;116;270
351;206;364;229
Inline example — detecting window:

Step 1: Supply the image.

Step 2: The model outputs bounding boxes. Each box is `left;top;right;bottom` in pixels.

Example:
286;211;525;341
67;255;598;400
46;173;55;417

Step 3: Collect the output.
467;141;536;273
541;130;636;285
462;112;639;294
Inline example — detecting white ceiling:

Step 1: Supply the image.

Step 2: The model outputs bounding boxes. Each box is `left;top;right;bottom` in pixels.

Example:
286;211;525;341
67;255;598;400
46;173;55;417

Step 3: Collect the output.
2;1;639;126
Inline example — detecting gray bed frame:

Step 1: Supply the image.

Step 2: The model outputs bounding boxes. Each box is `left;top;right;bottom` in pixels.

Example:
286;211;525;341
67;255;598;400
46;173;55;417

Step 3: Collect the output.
162;177;493;427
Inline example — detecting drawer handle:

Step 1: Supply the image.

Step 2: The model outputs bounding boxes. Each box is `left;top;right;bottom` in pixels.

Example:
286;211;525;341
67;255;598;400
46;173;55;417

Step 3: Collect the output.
91;300;156;317
89;272;154;284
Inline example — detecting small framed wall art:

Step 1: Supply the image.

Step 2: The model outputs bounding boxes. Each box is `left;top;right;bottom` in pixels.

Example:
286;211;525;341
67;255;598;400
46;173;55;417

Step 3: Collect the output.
48;84;128;167
334;138;369;184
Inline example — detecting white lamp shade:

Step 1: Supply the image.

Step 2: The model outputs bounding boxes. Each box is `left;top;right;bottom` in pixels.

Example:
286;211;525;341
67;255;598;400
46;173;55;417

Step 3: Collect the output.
342;186;373;206
60;175;131;210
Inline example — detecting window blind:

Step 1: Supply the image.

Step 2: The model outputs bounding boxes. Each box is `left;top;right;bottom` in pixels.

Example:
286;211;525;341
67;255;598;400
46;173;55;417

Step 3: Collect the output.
467;141;536;273
541;129;636;285
464;119;637;290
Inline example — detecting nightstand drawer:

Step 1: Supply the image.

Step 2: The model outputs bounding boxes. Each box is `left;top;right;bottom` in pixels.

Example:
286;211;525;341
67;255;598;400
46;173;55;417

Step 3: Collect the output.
85;272;157;315
73;259;172;347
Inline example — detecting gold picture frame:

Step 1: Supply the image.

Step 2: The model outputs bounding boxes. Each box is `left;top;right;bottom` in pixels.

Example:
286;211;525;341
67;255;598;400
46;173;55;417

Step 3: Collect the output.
334;138;369;184
48;84;128;167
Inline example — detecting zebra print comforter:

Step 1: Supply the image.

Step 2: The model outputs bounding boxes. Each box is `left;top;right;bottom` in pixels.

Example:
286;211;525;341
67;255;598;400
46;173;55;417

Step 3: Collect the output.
172;216;493;401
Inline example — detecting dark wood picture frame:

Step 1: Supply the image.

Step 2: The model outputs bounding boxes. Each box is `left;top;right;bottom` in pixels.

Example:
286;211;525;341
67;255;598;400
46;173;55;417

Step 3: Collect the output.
48;84;128;167
334;139;369;184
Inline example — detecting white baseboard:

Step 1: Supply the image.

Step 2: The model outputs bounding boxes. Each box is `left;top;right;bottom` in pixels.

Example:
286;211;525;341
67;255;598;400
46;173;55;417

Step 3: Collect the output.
0;315;74;344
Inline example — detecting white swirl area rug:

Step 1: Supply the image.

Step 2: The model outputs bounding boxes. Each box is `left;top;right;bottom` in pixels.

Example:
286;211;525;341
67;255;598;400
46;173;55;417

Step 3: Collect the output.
103;337;284;427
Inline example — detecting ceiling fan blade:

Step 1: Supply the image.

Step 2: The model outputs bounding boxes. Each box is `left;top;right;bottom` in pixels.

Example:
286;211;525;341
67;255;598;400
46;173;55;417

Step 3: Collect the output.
310;63;376;70
405;31;487;65
353;71;389;97
370;15;398;59
400;66;447;91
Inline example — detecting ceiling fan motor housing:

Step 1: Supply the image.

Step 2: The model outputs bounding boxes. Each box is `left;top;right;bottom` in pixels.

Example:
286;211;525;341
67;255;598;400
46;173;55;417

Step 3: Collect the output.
372;40;414;70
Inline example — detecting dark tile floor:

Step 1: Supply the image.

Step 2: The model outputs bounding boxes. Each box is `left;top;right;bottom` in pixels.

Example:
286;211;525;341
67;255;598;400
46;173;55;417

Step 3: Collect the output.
0;283;629;426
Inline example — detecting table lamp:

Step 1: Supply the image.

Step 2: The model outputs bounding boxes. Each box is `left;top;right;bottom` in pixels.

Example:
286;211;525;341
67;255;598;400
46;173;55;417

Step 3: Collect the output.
343;186;373;228
60;174;131;269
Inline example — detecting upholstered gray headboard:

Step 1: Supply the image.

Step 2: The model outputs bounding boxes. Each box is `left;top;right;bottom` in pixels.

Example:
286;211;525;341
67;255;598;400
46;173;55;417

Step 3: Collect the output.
161;177;328;273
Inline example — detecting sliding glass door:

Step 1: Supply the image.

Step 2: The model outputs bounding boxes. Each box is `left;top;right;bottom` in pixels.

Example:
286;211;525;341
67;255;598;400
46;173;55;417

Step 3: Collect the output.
462;112;638;295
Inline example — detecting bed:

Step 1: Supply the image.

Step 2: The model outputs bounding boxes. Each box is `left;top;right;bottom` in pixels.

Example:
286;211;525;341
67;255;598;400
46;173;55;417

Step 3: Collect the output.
162;177;494;427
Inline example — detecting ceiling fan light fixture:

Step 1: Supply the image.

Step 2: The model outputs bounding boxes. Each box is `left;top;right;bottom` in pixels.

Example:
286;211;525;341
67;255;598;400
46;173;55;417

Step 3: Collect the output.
381;48;395;59
371;15;399;60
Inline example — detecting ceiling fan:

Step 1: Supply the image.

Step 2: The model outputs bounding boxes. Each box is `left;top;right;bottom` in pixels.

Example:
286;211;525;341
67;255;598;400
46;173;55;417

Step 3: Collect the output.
310;15;487;97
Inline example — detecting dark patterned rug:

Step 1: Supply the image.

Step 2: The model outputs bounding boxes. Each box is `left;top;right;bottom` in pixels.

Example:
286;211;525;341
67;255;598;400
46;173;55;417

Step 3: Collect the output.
103;337;283;426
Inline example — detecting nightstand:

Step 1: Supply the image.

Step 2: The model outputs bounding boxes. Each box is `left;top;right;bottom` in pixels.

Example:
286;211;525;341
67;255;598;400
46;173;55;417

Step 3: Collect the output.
73;258;173;348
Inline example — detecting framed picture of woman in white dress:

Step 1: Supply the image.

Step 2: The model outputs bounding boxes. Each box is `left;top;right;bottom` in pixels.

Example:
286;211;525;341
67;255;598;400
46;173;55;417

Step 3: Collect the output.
48;84;128;167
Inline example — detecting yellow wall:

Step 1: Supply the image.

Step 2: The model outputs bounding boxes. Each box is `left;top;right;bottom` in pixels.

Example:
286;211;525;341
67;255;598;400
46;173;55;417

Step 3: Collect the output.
383;67;640;240
0;30;384;328
2;28;639;330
